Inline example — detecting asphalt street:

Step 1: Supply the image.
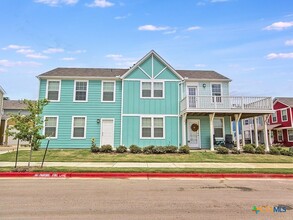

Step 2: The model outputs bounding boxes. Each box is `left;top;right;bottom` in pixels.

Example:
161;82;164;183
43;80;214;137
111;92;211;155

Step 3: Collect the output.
0;178;292;220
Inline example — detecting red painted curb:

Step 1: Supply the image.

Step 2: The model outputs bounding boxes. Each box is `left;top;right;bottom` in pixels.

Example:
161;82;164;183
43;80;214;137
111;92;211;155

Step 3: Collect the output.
0;172;293;179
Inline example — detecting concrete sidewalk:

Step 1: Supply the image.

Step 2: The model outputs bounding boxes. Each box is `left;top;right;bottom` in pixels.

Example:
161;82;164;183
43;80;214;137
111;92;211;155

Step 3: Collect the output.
0;162;293;168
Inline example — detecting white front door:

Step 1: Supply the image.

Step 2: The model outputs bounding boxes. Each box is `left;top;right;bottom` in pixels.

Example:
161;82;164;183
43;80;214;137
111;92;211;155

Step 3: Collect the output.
100;119;114;146
187;119;200;148
188;86;197;108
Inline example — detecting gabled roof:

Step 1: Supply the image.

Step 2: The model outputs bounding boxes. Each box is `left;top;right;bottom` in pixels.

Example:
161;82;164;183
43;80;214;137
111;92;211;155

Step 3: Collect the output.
177;70;231;81
273;97;293;108
3;100;28;110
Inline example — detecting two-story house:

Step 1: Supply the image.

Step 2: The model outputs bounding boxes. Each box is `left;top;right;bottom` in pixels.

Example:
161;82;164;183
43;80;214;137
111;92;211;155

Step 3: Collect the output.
270;97;293;147
38;50;273;150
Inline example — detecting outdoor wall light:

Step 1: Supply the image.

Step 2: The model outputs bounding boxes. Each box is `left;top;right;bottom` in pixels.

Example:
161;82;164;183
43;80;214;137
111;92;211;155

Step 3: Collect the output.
203;83;206;88
97;119;100;124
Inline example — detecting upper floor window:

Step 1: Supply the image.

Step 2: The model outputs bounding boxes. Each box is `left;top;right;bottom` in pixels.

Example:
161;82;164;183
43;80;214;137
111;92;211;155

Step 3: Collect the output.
74;81;88;102
211;83;222;103
72;116;86;138
141;81;164;98
102;81;115;102
141;117;164;139
47;80;60;101
272;112;277;123
214;118;224;139
281;109;288;121
44;116;58;138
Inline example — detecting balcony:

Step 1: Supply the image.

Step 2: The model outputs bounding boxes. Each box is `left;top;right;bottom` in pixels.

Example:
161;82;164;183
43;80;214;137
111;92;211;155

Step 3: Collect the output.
180;96;273;114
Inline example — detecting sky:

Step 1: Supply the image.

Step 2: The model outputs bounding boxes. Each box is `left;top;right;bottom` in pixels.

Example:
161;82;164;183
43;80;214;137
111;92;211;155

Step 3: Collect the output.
0;0;292;100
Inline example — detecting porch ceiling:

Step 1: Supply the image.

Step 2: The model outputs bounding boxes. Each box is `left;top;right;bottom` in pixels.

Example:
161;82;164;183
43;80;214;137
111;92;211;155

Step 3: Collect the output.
186;112;273;120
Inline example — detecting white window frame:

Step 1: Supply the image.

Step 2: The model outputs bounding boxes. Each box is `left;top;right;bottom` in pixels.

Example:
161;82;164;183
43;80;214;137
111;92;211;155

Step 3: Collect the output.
211;83;222;103
214;117;225;139
140;81;165;99
287;129;293;142
71;116;87;139
272;112;277;123
46;80;61;102
277;130;283;142
73;80;88;102
43;116;59;139
140;116;165;139
281;109;288;122
101;80;116;102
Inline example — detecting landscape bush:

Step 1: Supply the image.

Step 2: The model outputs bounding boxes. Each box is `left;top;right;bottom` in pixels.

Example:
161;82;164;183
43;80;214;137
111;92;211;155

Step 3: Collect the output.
178;145;190;154
243;145;255;154
90;146;100;153
255;146;265;154
143;145;155;154
230;147;241;154
116;145;127;153
152;146;167;154
165;146;178;153
269;147;280;155
216;146;229;154
100;145;113;153
129;145;142;154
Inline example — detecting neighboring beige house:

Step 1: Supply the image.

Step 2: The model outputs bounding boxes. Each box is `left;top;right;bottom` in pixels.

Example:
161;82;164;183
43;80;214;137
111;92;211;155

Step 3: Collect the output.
0;100;29;146
0;86;6;144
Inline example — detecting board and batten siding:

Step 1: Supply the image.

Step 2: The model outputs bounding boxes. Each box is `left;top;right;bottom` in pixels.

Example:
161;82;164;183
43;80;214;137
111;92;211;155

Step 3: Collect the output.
39;79;122;148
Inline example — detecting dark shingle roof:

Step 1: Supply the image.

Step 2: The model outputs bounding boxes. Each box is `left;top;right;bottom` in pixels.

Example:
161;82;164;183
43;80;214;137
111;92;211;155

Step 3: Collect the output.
38;68;230;81
3;100;27;110
274;97;293;107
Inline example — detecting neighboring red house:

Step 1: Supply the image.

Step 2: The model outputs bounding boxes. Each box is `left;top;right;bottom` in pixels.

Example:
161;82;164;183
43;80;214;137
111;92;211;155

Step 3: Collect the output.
269;97;293;147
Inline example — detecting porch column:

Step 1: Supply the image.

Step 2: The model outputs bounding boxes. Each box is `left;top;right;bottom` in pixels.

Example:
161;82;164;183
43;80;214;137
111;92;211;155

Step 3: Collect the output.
268;129;272;146
234;114;241;150
182;113;187;146
209;113;215;151
250;124;253;144
253;117;259;147
263;114;270;152
241;119;245;147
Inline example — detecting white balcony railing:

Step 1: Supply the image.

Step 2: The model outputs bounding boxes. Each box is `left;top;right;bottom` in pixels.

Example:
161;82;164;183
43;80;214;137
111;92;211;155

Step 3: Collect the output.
180;96;272;112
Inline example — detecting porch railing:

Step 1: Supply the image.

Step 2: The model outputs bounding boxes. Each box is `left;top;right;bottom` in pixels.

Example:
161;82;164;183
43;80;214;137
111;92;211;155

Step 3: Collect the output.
180;96;272;112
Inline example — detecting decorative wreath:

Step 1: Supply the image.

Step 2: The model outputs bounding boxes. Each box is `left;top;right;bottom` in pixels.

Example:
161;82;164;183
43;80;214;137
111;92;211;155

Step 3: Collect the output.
191;123;199;132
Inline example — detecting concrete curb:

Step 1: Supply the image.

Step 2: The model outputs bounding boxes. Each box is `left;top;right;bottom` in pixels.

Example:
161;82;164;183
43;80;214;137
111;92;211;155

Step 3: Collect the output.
0;172;293;179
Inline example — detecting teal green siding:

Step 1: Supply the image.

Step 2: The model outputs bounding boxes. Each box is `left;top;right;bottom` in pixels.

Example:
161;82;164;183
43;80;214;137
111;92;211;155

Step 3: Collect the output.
122;116;179;147
40;79;122;148
126;68;150;79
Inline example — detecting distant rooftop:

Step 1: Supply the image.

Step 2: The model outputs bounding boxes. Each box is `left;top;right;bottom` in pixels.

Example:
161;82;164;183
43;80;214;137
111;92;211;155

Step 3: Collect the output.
3;100;28;110
274;97;293;107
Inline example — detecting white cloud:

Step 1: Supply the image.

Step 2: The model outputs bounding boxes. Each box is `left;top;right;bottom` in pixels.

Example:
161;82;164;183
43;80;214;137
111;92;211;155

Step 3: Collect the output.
164;29;177;34
194;64;207;67
138;25;170;31
266;52;293;59
114;13;131;20
61;57;76;61
86;0;114;8
210;0;229;2
2;44;29;50
0;60;42;67
186;26;201;31
106;54;137;67
16;49;35;55
285;40;293;46
35;0;78;6
264;21;293;31
43;48;64;54
26;53;49;59
0;68;6;73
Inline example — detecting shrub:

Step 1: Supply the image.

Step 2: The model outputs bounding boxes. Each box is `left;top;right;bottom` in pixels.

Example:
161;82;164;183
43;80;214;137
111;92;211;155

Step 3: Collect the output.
129;145;142;154
269;147;280;155
289;147;293;152
152;146;166;154
243;145;255;154
165;145;178;154
216;146;229;154
116;145;127;153
279;148;293;156
178;145;190;154
143;145;155;154
100;145;113;153
255;146;265;154
91;146;99;153
230;147;241;154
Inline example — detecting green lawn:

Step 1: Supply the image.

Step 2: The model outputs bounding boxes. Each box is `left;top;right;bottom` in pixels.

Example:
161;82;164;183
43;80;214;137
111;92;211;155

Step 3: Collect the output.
0;149;292;163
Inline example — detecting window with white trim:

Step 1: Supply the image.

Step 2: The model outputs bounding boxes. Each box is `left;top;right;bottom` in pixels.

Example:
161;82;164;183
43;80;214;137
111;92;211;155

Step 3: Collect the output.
74;81;87;101
47;80;60;101
72;117;86;138
102;81;115;102
141;117;164;138
272;112;277;123
214;118;224;138
277;130;283;142
44;116;58;138
211;83;222;103
244;119;249;125
281;109;288;121
141;81;164;98
288;130;293;142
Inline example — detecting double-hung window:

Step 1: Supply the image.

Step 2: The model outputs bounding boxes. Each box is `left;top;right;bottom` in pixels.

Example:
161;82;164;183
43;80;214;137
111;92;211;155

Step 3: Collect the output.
281;109;288;121
47;80;60;101
214;118;224;139
141;117;164;138
74;81;88;101
272;112;277;123
44;116;58;138
72;116;86;138
288;130;293;142
211;83;222;103
102;81;115;102
141;81;164;98
277;130;283;142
